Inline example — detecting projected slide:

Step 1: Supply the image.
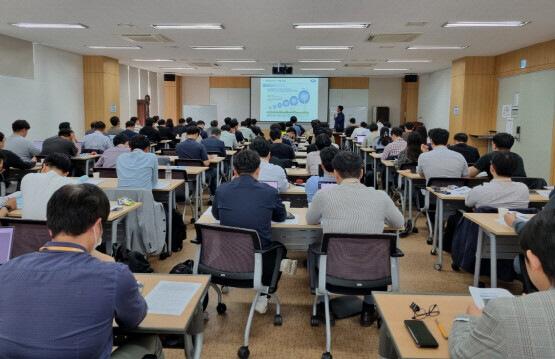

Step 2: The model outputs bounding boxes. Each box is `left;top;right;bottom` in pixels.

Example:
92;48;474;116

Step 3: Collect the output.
260;78;319;122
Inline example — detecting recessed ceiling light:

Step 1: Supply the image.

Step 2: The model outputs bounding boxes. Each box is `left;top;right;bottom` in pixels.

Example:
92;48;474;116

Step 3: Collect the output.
406;45;468;50
405;22;428;26
231;68;266;71
293;23;370;29
442;21;530;28
373;68;410;71
379;45;395;49
160;67;195;70
86;45;142;49
10;23;88;29
299;68;337;71
298;59;343;63
297;46;353;50
216;59;257;63
152;23;224;30
386;59;432;63
117;23;135;28
190;46;244;50
132;59;175;62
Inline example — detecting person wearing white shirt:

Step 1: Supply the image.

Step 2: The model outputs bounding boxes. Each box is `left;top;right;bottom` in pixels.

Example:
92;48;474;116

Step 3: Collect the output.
350;122;370;139
21;153;77;220
251;137;289;193
4;120;40;162
81;121;113;152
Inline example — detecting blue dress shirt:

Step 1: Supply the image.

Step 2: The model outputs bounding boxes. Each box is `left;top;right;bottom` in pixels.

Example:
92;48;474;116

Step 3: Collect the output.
305;173;337;203
116;149;158;190
176;138;209;160
201;136;226;157
0;242;146;359
120;129;138;140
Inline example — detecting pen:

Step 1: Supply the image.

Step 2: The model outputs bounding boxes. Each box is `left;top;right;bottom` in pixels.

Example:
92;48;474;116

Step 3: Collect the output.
435;318;448;339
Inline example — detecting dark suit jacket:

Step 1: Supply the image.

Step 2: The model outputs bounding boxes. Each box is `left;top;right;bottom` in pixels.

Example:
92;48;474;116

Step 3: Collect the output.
448;143;480;164
334;112;345;132
173;125;187;136
212;175;286;249
201;136;226;157
139;126;162;143
235;130;244;143
158;126;175;141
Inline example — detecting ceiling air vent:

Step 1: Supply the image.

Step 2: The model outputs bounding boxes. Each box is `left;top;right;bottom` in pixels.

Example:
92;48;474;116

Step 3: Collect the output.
189;62;220;67
116;34;173;43
367;33;422;43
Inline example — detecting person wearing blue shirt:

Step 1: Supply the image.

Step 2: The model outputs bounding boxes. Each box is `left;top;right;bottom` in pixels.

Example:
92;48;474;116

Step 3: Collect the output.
0;183;163;359
306;147;339;202
81;121;113;152
290;116;304;136
201;128;226;158
116;135;158;190
333;105;345;132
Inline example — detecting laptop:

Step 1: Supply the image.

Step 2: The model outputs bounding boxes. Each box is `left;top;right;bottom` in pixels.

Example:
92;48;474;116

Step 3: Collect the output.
260;181;279;190
357;135;365;144
318;181;338;190
33;141;44;151
76;142;83;151
108;135;116;140
0;227;14;265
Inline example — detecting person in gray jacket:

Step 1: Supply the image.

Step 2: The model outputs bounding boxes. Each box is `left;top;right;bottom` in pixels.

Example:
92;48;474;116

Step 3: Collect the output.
449;209;555;358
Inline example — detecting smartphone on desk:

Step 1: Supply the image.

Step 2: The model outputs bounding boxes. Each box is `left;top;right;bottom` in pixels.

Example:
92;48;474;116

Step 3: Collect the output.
405;320;439;348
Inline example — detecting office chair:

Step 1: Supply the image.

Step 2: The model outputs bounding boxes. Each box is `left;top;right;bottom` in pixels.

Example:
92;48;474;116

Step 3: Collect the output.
0;218;51;259
310;233;403;359
511;177;547;189
95;167;118;178
397;162;417;236
192;223;284;359
160;149;177;156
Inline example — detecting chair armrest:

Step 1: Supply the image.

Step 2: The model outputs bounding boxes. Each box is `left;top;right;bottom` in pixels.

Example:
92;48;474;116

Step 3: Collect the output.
391;248;404;258
255;242;283;254
190;238;199;244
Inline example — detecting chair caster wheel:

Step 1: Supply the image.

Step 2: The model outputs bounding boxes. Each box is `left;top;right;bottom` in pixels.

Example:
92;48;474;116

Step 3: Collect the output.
159;252;170;260
430;249;437;255
221;286;229;294
311;315;319;326
426;238;433;245
434;263;442;271
412;227;419;233
478;281;486;288
322;352;332;359
238;346;250;359
274;314;282;326
451;263;460;271
216;303;227;314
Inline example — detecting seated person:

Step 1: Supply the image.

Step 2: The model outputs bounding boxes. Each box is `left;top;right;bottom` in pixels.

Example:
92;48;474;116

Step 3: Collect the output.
290;116;305;136
157;119;176;141
40;128;79;157
305;147;339;203
219;124;238;149
139;118;162;143
21;153;77;220
350;121;370;139
401;121;414;141
116;135;158;190
448;132;480;164
269;129;295;160
417;128;469;180
362;123;380;149
0;183;164;359
230;119;244;143
173;118;188;137
201;128;226;158
120;120;138;139
283;127;298;152
306;134;331;176
465;151;529;209
249;118;263;137
4;119;40;162
0;132;36;174
468;132;526;179
251;137;289;193
344;118;357;137
449;209;555;358
197;120;208;139
306;151;404;326
381;127;407;159
106;116;122;135
239;120;256;142
374;127;392;151
95;134;130;168
0;151;18;217
394;132;422;170
81;121;113;152
212;150;296;314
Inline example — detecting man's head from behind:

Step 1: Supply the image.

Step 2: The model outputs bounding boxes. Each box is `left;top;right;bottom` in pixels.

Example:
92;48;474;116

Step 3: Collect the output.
520;209;555;291
145;118;155;127
270;128;282;142
320;146;339;174
369;123;378;132
315;133;331;151
95;121;106;132
113;134;130;147
186;126;200;138
490;150;517;177
58;129;73;140
429;128;449;147
12;119;30;136
211;128;221;138
47;183;110;252
332;151;362;181
290;116;298;124
125;120;135;129
391;127;403;139
349;118;356;125
405;122;414;131
42;153;71;176
210;120;218;127
251;137;270;159
492;132;515;151
130;134;150;152
110;116;119;127
59;122;71;131
233;149;260;177
453;133;468;144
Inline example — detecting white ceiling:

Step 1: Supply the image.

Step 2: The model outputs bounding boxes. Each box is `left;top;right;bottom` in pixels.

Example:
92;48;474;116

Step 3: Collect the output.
1;0;554;77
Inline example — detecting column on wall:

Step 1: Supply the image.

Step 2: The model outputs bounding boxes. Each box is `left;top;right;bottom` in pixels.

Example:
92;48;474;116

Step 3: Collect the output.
400;76;418;124
449;57;497;154
164;76;182;120
83;56;120;130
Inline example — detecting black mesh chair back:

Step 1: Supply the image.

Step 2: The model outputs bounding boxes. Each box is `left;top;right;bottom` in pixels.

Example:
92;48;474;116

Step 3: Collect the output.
207;151;223;157
157;156;171;166
96;167;118;178
321;233;397;291
175;159;206;167
0;219;51;259
428;177;469;188
400;162;417;173
161;149;177;156
512;177;547;189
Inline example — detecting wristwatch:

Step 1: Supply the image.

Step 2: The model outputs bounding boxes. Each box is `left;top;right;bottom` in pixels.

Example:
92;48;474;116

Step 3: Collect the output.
2;204;12;212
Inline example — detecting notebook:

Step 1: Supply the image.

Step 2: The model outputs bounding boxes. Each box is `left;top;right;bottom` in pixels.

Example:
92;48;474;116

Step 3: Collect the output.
261;181;279;190
318;181;338;190
33;141;44;151
0;227;14;264
76;142;83;151
357;135;365;143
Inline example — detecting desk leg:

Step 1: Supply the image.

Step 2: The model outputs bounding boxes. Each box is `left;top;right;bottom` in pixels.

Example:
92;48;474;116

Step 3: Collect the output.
473;227;485;287
432;196;439;254
435;198;444;270
385;166;390;195
489;232;498;288
184;301;205;359
363;152;368;175
373;158;378;189
165;142;169;149
401;177;407;218
408;178;413;223
183;181;189;224
198;173;204;216
108;218;118;256
229;155;234;179
167;190;174;256
0;182;5;197
216;162;221;187
84;159;90;177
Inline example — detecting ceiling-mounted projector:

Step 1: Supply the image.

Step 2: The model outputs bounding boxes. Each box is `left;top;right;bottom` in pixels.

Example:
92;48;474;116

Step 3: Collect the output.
272;64;293;75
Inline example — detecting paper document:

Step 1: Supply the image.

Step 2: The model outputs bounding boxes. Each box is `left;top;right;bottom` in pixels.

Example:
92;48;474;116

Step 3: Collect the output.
494;212;530;228
545;186;554;190
469;286;513;309
154;182;170;189
171;166;188;170
537;190;551;198
144;281;202;316
110;205;123;211
85;179;105;185
476;172;488;177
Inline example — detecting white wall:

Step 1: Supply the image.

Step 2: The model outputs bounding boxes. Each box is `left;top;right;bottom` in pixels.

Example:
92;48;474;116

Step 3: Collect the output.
183;76;210;105
0;44;85;139
210;88;250;126
329;89;369;124
119;65;162;122
0;34;34;79
369;78;402;126
418;68;452;130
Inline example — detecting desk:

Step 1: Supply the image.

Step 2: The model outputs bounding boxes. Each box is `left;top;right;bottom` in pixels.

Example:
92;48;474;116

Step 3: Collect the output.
374;292;472;359
360;147;376;176
8;201;142;256
71;154;101;176
119;274;211;359
339;134;347;150
370;153;383;188
397;171;426;227
292;158;307;167
160;139;173;149
294;151;307;158
226;150;238;178
281;184;308;208
381;159;396;194
286;168;310;181
159;166;208;221
463;213;534;288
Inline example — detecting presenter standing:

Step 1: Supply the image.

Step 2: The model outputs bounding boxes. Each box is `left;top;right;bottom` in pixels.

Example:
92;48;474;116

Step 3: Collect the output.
333;106;345;132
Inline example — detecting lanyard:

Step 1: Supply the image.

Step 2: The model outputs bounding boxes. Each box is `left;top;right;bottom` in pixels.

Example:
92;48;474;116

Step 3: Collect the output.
39;246;85;253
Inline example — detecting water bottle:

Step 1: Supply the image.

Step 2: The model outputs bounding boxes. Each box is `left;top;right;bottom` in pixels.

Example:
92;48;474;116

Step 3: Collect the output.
165;165;172;180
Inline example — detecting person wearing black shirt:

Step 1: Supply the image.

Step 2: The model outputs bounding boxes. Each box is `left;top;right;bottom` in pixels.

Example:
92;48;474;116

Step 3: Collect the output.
157;119;175;141
173;118;187;136
197;120;208;139
41;129;79;157
447;133;480;164
139;118;162;143
333;105;345;132
249;118;263;136
230;119;244;143
469;132;526;179
344;118;357;137
269;129;295;160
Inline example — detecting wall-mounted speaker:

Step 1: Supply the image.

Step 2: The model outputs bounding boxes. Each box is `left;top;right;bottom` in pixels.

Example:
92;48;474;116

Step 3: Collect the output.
164;74;176;82
404;74;418;83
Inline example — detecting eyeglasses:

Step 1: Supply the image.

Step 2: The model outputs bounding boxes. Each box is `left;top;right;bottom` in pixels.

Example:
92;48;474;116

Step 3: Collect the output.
412;304;440;319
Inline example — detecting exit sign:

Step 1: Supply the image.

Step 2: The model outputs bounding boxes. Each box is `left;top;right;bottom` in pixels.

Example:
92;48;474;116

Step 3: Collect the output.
520;59;527;69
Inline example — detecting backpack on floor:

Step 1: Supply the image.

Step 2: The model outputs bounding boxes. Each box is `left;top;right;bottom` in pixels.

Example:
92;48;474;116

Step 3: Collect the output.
170;260;209;311
115;245;154;273
166;208;186;253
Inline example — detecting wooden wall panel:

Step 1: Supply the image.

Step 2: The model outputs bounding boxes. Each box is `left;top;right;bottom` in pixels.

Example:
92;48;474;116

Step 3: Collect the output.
176;76;183;118
164;80;177;120
83;56;120;130
209;76;250;88
400;76;418;123
495;39;555;78
329;77;369;89
448;74;465;137
552;111;555;185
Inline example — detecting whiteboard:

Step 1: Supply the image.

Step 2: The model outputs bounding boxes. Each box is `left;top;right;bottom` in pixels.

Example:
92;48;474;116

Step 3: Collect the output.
182;105;217;125
210;88;250;126
329;107;368;124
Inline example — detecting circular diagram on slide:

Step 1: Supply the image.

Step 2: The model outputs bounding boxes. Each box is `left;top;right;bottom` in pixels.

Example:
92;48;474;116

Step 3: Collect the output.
290;96;298;106
277;103;282;108
298;90;310;104
283;100;289;107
